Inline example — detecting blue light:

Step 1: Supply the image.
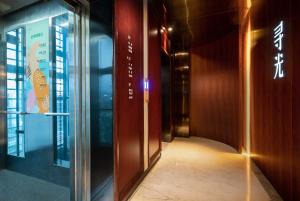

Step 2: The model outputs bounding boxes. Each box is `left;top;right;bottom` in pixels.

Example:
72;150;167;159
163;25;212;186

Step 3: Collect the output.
144;80;149;90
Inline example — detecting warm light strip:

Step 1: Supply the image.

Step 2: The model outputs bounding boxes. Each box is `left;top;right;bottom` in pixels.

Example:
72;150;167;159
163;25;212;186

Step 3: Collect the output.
143;0;149;170
177;65;189;69
244;5;252;200
245;18;251;155
247;0;252;9
174;52;189;57
184;0;194;38
246;156;252;201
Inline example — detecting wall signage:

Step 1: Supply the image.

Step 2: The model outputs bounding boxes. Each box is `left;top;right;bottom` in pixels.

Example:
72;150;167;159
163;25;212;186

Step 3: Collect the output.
127;34;134;100
273;21;285;79
25;19;50;113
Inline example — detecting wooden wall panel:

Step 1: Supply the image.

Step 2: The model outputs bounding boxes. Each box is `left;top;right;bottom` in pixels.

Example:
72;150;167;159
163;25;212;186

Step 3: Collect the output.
114;0;144;200
148;1;162;166
238;4;249;151
190;31;240;150
250;0;293;200
292;1;300;200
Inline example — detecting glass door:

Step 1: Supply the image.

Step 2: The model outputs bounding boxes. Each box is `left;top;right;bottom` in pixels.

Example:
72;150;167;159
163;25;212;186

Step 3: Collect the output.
0;1;88;200
6;27;25;158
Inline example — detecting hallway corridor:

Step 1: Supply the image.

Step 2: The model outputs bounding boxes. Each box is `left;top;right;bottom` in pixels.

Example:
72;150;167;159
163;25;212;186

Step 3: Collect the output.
131;137;278;201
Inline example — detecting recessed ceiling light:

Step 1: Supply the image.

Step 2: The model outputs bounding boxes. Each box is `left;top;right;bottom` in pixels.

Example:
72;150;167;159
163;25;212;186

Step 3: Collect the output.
168;27;173;32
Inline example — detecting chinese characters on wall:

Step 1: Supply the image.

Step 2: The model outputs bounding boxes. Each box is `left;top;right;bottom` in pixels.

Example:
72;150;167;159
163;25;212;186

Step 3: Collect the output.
127;34;134;100
273;21;285;79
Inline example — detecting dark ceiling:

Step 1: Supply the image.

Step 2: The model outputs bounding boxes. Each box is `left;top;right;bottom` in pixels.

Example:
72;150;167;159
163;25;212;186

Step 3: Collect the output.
166;0;240;50
0;0;39;16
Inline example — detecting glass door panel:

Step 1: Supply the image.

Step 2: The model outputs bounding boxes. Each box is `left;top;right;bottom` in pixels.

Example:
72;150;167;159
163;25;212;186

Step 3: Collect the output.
6;28;25;157
0;1;81;201
52;13;70;168
90;0;114;198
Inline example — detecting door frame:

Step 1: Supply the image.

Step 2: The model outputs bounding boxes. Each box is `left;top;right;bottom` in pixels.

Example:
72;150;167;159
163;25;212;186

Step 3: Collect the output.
67;0;91;201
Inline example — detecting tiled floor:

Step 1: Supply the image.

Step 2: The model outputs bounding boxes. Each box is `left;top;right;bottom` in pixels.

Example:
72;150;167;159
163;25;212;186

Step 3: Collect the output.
130;137;280;201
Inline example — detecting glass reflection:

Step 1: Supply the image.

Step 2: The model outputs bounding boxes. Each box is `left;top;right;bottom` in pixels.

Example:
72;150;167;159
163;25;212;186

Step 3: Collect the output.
0;1;76;201
6;28;25;157
90;0;114;199
52;14;70;168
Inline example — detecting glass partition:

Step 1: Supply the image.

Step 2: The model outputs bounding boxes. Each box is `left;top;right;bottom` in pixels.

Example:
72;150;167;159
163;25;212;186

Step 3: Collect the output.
52;14;70;168
0;1;83;200
6;28;25;157
90;0;114;200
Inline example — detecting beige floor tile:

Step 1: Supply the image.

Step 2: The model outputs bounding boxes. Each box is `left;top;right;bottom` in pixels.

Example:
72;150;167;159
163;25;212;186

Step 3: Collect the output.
130;137;274;201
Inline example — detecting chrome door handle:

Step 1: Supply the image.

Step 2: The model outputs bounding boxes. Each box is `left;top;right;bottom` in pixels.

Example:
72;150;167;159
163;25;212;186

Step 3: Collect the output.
0;111;28;115
0;111;70;116
44;112;70;116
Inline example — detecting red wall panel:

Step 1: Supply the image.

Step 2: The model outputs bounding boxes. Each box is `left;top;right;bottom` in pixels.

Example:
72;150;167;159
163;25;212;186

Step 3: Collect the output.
148;1;162;166
190;31;240;150
114;0;144;200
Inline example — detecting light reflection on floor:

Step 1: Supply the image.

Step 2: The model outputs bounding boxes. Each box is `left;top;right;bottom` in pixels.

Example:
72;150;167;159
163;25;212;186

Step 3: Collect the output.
130;137;281;201
246;156;252;201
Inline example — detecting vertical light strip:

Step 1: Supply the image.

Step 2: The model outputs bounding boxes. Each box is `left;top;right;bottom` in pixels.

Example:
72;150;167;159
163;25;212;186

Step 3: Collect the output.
247;0;251;9
245;7;252;200
143;0;149;171
245;17;251;155
184;0;194;39
246;156;252;201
